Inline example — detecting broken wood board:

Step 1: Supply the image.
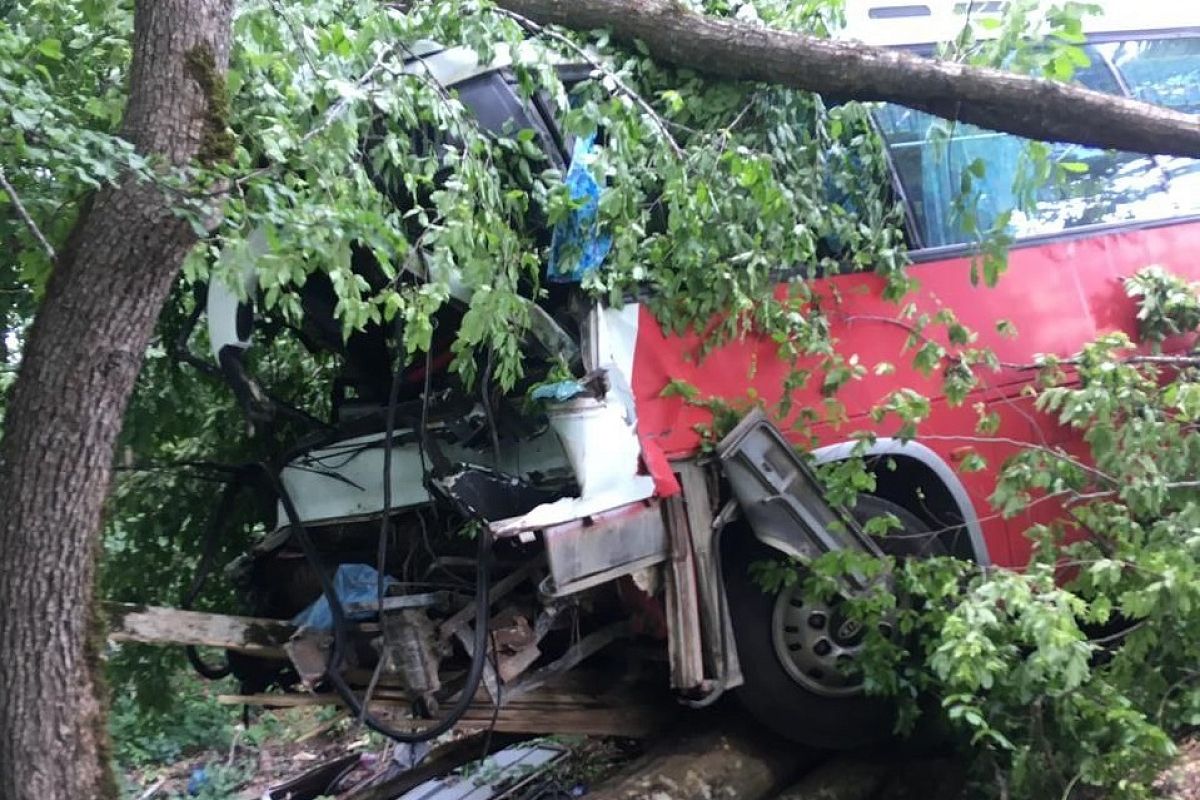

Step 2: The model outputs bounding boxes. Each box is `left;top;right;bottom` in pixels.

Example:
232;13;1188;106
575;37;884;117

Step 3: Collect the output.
216;687;675;738
104;602;295;658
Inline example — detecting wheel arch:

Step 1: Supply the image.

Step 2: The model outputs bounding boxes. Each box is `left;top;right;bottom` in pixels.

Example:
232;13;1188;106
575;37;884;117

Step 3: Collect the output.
811;438;990;566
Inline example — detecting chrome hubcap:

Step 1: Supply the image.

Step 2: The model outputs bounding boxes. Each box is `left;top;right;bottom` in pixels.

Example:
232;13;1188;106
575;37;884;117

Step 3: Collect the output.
771;587;891;698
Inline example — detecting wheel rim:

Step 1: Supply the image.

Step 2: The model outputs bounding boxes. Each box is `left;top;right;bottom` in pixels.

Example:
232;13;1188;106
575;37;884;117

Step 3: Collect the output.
771;585;889;698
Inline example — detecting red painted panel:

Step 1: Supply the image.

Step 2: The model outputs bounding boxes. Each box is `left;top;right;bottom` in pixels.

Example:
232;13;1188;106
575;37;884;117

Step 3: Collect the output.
631;220;1200;567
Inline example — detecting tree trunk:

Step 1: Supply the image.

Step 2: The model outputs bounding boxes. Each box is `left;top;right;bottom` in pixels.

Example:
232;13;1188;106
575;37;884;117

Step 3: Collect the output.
0;2;233;798
499;0;1200;158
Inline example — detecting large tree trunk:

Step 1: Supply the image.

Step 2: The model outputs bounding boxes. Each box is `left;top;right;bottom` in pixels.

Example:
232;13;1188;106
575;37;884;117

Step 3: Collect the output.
500;0;1200;158
0;2;234;798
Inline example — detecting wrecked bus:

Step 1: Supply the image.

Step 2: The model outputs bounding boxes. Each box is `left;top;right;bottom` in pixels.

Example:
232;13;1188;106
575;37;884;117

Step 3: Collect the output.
188;1;1200;748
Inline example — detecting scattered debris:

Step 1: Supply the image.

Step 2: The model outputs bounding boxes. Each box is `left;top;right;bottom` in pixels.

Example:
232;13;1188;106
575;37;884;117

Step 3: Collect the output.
389;742;569;800
1157;736;1200;800
265;752;361;800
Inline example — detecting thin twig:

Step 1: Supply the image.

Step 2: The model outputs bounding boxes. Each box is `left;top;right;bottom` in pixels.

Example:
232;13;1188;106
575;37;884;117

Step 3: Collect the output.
844;312;1200;371
1000;354;1200;370
303;45;398;147
494;7;686;159
915;432;1119;485
0;165;56;262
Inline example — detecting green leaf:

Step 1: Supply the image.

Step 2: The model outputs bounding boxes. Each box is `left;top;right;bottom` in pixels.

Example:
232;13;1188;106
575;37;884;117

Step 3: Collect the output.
37;37;64;60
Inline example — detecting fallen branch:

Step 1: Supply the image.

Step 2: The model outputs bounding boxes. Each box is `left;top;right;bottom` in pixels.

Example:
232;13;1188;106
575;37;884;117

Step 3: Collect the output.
495;6;685;158
497;0;1200;158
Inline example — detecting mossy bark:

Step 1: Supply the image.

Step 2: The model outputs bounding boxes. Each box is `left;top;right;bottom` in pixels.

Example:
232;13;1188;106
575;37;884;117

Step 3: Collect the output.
0;2;234;798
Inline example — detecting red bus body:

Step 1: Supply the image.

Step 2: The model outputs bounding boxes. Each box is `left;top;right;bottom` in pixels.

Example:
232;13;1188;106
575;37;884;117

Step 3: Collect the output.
632;219;1200;568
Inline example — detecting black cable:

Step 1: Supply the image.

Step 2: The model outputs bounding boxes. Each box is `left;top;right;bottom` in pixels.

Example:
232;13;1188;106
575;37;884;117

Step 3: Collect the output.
264;465;493;743
480;629;502;760
481;350;501;465
414;317;435;479
376;319;407;676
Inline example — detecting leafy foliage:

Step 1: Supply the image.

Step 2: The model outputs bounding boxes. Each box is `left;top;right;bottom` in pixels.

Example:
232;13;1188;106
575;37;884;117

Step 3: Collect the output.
4;1;1200;798
1126;265;1200;344
797;273;1200;798
109;676;238;768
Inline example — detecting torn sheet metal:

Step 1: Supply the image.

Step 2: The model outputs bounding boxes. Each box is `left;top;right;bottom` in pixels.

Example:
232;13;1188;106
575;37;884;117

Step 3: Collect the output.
585;302;680;497
278;427;570;527
539;500;669;597
490;303;660;536
490;397;656;536
396;742;569;800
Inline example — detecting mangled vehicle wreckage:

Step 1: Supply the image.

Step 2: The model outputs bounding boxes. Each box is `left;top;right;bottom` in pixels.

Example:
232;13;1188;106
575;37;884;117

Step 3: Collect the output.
182;31;994;750
120;0;1200;752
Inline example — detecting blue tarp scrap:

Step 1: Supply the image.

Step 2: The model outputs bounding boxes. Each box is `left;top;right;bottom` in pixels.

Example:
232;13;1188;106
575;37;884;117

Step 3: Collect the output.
548;134;612;283
291;563;396;631
530;380;587;403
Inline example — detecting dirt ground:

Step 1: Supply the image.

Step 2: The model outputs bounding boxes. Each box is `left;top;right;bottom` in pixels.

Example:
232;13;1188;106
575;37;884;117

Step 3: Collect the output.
1155;736;1200;800
120;709;1200;800
120;707;638;799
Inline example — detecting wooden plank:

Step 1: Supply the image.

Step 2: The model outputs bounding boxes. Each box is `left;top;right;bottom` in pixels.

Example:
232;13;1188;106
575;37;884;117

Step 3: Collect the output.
104;602;294;658
216;688;674;737
437;555;545;640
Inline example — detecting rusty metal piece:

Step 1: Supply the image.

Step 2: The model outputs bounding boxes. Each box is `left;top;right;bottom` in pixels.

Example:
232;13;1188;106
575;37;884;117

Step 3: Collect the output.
285;628;335;688
381;608;444;712
540;500;670;597
489;612;541;683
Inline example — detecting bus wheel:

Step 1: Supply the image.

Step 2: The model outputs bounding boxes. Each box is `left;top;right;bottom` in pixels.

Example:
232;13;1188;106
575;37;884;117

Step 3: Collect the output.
723;494;942;749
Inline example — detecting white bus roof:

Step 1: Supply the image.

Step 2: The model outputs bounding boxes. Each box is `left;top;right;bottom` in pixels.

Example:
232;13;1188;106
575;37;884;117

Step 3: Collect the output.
841;1;1200;47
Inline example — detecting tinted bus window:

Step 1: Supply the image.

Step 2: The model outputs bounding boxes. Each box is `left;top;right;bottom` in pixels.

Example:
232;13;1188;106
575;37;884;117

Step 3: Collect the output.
1108;38;1200;113
874;43;1186;249
1104;37;1200;216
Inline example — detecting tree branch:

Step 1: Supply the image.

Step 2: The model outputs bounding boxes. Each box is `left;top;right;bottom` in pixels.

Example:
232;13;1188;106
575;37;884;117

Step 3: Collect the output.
0;166;56;263
493;7;685;158
497;0;1200;158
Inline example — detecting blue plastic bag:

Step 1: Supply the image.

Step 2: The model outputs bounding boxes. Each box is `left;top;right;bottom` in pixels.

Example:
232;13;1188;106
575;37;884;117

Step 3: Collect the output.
530;380;587;403
548;134;612;283
291;563;396;631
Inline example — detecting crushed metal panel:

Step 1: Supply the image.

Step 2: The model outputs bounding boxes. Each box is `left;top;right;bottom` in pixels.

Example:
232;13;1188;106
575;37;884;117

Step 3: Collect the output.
675;462;744;690
717;408;883;591
396;742;568;800
662;495;705;692
540;500;669;597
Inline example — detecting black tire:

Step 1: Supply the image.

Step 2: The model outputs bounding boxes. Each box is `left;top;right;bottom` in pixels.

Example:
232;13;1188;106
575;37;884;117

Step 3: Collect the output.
724;494;941;749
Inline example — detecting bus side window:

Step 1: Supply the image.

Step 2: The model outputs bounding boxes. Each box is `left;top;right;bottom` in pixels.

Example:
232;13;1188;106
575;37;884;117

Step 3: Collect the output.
1104;37;1200;216
1109;38;1200;113
873;43;1188;250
